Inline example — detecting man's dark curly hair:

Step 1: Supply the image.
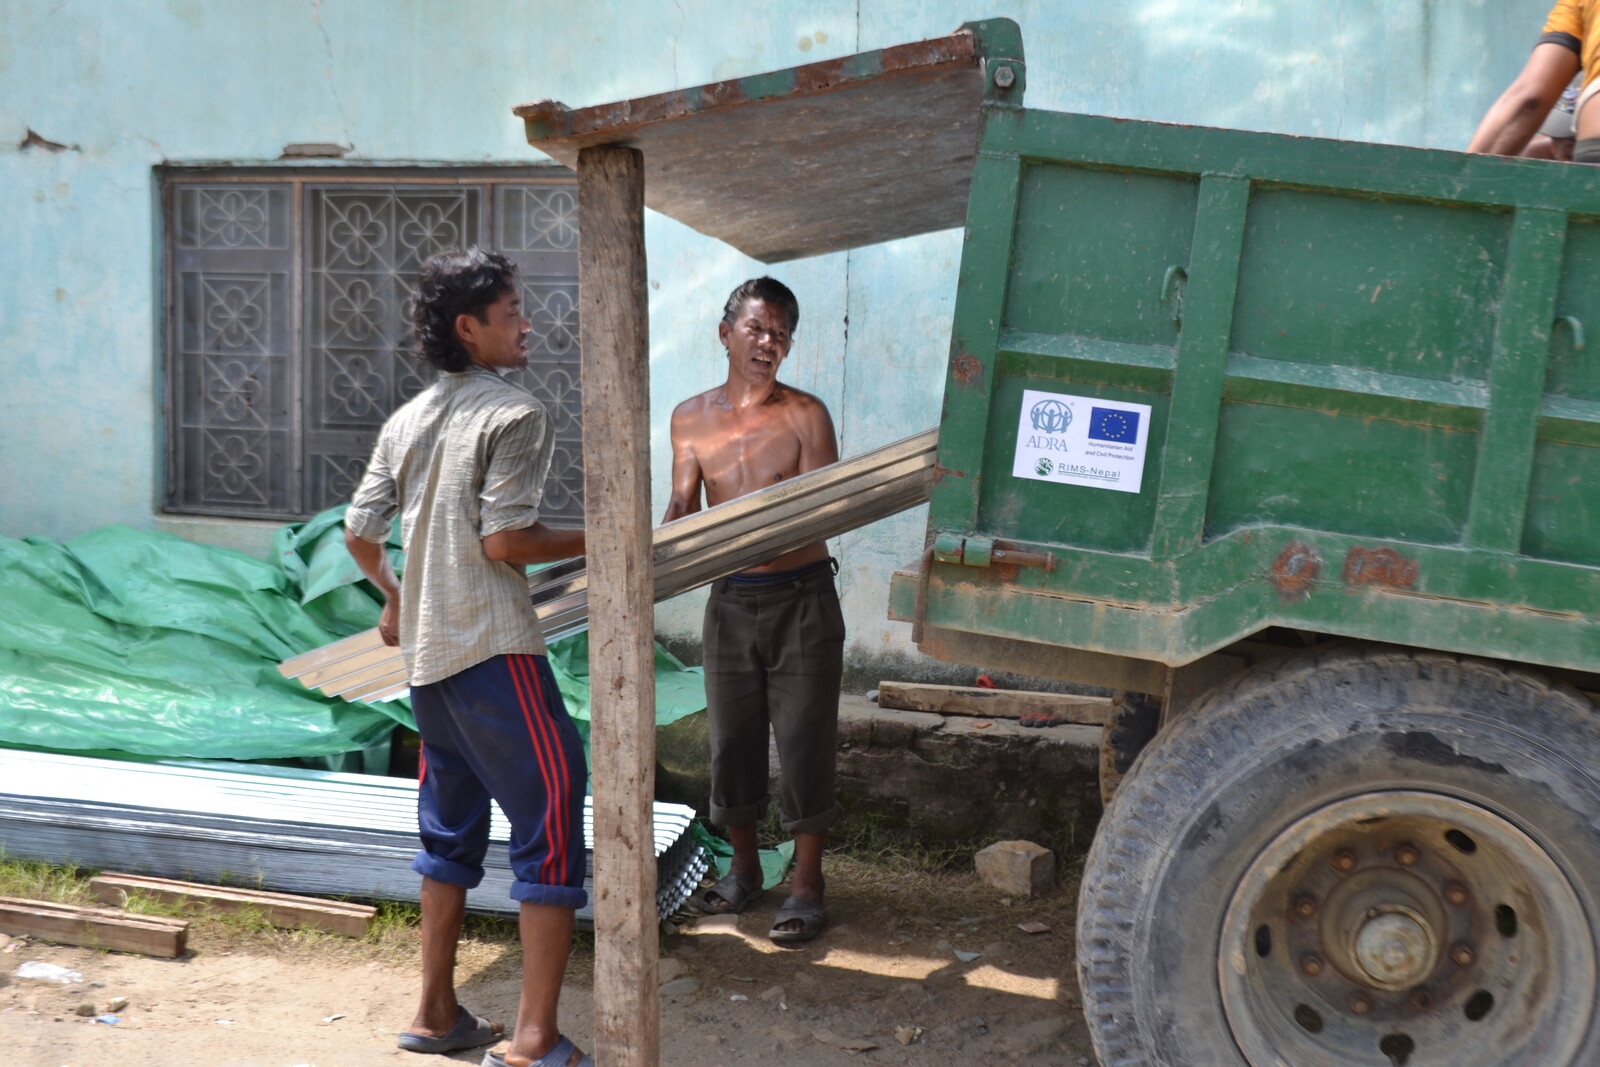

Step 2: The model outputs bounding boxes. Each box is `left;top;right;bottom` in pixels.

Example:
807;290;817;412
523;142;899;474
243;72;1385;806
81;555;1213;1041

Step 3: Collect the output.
721;276;799;335
410;247;518;372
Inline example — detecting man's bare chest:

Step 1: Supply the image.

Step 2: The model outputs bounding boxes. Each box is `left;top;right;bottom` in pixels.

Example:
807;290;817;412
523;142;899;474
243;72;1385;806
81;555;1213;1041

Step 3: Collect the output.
697;417;803;500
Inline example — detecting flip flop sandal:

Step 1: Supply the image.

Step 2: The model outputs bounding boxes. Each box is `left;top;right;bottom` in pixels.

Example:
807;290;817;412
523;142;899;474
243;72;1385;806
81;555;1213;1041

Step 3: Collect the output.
768;895;827;945
397;1004;499;1054
690;872;764;915
483;1035;595;1067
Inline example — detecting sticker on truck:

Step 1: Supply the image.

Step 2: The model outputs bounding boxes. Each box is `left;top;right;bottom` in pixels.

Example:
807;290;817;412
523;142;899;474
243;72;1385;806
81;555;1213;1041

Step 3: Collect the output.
1011;389;1152;494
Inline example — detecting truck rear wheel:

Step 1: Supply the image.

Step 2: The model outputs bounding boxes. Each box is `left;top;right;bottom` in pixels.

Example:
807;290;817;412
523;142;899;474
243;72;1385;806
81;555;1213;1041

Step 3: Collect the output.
1097;692;1160;806
1077;648;1600;1066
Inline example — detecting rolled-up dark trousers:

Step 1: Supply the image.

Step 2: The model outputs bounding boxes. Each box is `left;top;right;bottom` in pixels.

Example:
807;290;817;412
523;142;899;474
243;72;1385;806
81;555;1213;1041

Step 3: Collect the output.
703;562;844;835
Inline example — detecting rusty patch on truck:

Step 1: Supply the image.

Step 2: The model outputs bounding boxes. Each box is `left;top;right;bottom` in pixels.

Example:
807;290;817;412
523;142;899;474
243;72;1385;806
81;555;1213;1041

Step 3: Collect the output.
1270;541;1321;599
1344;546;1419;589
973;562;1022;586
932;463;966;485
952;352;983;385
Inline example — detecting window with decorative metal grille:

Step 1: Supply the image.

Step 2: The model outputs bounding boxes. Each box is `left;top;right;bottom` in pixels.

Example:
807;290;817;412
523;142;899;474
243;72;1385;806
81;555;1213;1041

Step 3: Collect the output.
162;169;583;524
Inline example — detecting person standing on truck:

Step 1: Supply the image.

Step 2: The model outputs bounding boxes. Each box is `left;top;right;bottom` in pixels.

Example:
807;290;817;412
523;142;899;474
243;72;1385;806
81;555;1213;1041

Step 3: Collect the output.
344;248;593;1067
1522;75;1582;159
664;276;844;945
1467;2;1596;160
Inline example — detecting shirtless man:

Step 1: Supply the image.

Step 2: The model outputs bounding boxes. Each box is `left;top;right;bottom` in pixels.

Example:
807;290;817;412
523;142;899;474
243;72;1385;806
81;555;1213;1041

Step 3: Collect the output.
664;277;843;945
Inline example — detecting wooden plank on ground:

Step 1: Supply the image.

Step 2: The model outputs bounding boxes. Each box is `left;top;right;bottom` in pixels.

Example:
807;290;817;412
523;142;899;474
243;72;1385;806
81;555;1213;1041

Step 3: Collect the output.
0;896;188;957
88;873;374;937
877;682;1112;724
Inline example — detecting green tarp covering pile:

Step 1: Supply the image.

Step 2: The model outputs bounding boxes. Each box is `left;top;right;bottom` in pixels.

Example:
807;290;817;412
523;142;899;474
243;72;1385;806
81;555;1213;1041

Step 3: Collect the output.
0;508;706;762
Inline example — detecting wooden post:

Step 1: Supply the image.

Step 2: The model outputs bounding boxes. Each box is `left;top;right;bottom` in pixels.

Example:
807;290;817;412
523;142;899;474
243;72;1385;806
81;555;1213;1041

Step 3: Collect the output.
578;144;659;1067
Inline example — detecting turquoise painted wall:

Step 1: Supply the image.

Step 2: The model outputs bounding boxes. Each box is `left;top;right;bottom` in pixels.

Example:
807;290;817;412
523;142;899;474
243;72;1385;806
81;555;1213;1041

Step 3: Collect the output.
0;0;1550;673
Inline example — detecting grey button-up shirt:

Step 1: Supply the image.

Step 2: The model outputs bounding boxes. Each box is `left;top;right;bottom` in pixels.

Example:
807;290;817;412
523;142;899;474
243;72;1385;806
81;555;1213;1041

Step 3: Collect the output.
346;367;555;687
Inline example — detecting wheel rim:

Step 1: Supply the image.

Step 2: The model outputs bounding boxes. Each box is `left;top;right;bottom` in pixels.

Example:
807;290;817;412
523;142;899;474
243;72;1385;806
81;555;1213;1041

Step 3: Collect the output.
1219;790;1596;1066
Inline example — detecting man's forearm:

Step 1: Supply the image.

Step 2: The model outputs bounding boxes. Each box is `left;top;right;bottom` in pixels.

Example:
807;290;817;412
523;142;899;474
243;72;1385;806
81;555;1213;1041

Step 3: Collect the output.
345;528;403;645
1468;42;1580;156
345;527;400;598
662;495;700;523
481;522;586;567
1468;93;1550;155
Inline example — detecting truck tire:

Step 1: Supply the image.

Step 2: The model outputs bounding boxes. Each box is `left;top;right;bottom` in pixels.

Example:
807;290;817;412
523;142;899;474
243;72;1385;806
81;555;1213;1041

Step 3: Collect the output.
1077;647;1600;1066
1098;692;1160;807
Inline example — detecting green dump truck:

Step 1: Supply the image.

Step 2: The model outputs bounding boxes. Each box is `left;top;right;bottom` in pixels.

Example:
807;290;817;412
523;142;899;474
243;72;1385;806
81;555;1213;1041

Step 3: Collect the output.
876;22;1600;1067
517;18;1600;1065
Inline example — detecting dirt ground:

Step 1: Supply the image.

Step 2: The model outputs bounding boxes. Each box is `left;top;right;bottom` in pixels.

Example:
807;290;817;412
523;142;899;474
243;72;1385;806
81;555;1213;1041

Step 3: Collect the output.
0;856;1095;1067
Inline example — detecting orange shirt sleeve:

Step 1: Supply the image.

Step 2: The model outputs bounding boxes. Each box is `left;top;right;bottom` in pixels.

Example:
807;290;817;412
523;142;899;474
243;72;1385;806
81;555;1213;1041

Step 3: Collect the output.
1544;0;1584;38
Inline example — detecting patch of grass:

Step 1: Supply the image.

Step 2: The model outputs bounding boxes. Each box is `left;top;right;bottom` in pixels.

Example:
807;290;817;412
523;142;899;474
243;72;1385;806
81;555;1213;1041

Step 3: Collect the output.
111;888;189;919
365;898;420;941
828;799;1095;876
0;857;96;906
462;911;519;943
828;814;986;874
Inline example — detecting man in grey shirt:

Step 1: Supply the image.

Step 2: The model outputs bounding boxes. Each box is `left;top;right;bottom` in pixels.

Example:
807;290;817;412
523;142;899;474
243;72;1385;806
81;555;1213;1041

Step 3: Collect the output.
345;248;591;1067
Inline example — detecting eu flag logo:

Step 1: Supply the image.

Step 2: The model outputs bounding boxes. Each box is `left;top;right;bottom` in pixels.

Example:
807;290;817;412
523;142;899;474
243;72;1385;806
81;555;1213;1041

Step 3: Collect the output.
1088;407;1140;443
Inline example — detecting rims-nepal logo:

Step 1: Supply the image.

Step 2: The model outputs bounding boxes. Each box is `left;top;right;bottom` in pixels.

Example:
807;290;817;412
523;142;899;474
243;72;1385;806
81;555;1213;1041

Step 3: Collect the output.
1029;398;1072;434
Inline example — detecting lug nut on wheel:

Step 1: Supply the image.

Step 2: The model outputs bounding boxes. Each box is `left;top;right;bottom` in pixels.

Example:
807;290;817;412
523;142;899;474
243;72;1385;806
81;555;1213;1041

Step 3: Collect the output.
1445;884;1469;906
1332;849;1358;872
1452;943;1475;967
1349;993;1372;1015
1395;843;1420;865
1293;895;1317;919
1410;987;1434;1010
1301;953;1324;976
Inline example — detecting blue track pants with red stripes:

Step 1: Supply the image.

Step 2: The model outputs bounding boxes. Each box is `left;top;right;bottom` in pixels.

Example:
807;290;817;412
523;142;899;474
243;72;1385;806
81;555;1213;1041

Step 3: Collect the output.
409;653;587;908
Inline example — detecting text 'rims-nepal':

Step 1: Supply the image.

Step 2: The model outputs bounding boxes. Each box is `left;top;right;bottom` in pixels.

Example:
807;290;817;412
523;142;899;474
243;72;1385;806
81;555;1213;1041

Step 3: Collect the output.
1218;791;1595;1066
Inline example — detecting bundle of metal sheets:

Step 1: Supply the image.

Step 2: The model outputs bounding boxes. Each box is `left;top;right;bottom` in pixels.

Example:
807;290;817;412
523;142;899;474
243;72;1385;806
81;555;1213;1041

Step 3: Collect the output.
0;749;706;922
280;427;939;702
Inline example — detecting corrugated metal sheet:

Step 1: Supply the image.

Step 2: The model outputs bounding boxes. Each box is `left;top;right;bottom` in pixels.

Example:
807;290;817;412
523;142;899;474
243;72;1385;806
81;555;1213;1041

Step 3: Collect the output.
279;427;938;702
0;749;706;922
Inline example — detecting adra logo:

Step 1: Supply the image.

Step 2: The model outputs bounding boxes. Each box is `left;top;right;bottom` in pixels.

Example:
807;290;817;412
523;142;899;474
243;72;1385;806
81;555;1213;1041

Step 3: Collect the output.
1029;398;1073;434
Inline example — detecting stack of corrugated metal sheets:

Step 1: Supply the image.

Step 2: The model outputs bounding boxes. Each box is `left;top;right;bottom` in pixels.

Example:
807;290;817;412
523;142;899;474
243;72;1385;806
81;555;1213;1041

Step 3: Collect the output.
0;749;705;923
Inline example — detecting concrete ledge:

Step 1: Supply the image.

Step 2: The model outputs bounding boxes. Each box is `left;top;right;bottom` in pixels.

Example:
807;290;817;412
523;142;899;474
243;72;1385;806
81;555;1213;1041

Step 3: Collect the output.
655;694;1104;852
154;515;280;561
835;695;1102;850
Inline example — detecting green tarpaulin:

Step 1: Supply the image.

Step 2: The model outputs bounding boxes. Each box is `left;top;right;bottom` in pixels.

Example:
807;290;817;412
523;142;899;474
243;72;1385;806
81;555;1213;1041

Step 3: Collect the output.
0;510;705;761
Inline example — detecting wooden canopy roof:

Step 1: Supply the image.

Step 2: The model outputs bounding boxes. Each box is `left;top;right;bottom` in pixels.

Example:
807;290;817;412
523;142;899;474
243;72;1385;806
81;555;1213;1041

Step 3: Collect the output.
514;19;1025;263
